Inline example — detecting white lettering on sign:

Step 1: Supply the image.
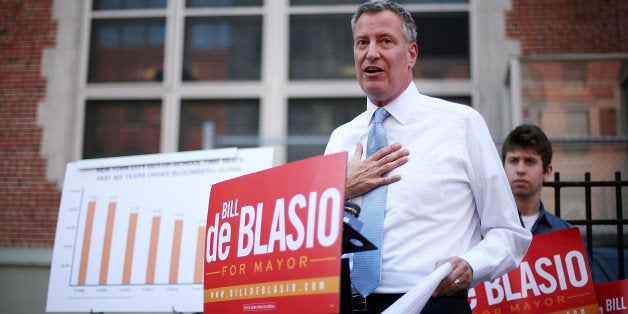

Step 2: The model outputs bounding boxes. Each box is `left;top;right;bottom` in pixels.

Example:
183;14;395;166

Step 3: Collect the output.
205;187;342;262
480;250;589;305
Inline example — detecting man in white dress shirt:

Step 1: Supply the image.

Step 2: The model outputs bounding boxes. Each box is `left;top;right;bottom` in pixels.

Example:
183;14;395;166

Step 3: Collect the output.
324;1;532;312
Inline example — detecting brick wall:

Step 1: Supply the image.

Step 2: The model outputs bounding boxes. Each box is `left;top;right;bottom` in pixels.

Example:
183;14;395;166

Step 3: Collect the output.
0;0;60;247
506;0;628;55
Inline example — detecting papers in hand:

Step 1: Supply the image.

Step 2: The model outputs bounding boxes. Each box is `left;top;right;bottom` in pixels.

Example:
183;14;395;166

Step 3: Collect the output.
382;262;454;314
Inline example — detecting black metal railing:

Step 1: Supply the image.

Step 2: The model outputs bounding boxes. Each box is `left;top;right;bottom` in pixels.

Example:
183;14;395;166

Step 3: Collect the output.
543;172;627;281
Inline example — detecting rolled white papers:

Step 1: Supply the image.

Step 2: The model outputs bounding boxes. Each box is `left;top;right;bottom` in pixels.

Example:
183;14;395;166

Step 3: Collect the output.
382;262;454;313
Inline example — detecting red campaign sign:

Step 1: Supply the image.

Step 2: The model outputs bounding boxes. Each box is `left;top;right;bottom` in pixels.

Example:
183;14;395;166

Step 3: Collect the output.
203;153;347;313
470;227;599;314
596;279;628;314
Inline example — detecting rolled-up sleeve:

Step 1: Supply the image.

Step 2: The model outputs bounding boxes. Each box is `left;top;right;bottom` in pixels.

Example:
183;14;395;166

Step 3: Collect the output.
460;111;532;287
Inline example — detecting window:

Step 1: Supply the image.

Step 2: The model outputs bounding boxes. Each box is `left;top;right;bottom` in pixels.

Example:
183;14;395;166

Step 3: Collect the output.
93;0;167;10
510;56;628;180
290;14;354;80
183;16;262;81
289;12;469;80
187;0;263;7
288;98;364;162
88;18;165;82
290;0;468;4
413;12;469;79
519;59;627;137
83;100;161;158
179;99;260;151
80;0;473;163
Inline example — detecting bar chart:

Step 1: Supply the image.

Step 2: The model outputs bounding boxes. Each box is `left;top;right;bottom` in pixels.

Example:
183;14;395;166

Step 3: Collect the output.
46;148;273;312
71;197;206;287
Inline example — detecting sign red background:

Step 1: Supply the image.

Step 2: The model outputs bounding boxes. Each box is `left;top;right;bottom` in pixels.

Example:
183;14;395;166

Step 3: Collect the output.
596;279;628;314
470;227;599;313
204;153;347;313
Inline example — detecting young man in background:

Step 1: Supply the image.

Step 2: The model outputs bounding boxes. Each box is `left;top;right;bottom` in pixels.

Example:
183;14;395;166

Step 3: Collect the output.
501;124;572;234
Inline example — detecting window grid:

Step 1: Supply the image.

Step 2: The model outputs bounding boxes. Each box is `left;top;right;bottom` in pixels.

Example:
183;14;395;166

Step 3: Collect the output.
80;0;473;162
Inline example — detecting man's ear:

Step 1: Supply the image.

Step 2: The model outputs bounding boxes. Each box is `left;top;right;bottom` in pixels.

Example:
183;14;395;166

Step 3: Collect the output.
408;42;418;67
543;164;553;181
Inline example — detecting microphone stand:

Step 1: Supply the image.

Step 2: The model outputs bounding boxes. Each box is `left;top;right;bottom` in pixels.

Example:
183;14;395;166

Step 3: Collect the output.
341;202;377;313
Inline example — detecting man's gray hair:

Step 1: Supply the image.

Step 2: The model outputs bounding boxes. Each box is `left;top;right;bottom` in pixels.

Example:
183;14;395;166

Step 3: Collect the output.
351;0;417;44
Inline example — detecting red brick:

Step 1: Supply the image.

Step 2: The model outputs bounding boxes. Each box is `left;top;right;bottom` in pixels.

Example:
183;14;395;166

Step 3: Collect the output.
506;0;627;55
0;0;60;247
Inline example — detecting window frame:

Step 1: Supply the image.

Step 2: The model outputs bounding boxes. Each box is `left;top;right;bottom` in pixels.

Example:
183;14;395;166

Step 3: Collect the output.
76;0;475;164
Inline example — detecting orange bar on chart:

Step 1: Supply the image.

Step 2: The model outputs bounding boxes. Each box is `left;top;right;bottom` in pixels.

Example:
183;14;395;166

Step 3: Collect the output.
99;202;117;285
122;212;138;285
146;216;161;284
169;220;184;284
78;201;97;285
194;226;205;284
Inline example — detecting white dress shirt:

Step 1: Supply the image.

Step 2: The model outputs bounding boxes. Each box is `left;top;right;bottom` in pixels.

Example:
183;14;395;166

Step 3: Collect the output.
325;82;532;293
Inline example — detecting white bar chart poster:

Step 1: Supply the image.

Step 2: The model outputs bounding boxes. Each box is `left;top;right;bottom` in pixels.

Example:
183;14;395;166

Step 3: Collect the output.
46;147;273;312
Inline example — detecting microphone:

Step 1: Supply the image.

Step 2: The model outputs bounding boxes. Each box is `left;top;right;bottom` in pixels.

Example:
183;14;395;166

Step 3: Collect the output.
342;200;375;252
344;201;361;218
343;201;362;232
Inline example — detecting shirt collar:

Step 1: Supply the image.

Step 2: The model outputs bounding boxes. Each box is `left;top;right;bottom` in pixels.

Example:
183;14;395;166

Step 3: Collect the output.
365;82;419;125
538;201;549;218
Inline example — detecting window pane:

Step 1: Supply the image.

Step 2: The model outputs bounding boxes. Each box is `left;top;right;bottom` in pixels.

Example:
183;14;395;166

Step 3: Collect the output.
287;96;469;162
517;58;628;182
83;100;161;158
290;0;467;4
290;14;354;80
520;59;627;137
88;18;165;82
289;12;469;80
400;0;468;2
183;17;262;81
413;12;469;79
187;0;263;7
179;99;260;151
288;98;363;161
93;0;167;10
290;0;362;4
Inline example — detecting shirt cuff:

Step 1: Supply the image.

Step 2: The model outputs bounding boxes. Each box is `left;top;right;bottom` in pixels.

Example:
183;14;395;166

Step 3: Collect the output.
460;250;490;288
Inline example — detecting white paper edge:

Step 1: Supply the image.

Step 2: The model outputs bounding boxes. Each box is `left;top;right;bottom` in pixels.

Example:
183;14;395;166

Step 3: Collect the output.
75;147;239;169
382;262;454;313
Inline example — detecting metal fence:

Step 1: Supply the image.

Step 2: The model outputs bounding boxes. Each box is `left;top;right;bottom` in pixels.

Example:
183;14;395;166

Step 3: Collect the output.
544;172;627;282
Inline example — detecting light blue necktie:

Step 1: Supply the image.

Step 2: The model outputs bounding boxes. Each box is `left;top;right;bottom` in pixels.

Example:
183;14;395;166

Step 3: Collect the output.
351;107;390;297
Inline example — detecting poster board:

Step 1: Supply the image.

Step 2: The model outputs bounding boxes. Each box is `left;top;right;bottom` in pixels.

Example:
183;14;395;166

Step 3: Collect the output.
46;147;273;312
470;227;599;313
204;152;347;313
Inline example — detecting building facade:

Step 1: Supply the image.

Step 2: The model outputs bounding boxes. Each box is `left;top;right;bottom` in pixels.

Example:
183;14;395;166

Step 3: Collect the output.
0;0;626;312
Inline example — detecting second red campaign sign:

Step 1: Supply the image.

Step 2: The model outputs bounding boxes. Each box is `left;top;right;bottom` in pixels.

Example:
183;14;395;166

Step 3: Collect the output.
469;227;599;314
